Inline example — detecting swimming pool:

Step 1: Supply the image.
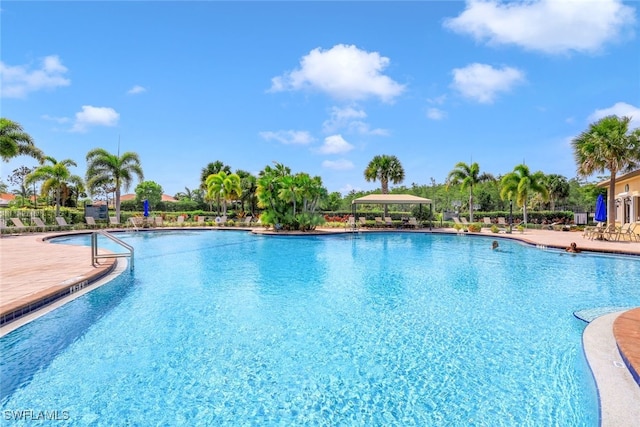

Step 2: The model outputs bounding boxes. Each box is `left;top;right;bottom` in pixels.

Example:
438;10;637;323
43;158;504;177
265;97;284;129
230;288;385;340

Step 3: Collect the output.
2;231;639;425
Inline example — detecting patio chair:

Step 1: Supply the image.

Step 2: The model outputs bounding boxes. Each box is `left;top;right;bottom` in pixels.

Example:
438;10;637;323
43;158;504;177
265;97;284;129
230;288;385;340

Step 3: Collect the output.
129;217;145;228
359;217;367;227
176;215;185;225
154;216;163;227
452;217;467;231
601;224;619;241
483;217;492;227
374;217;384;227
10;218;35;232
384;216;393;227
407;217;419;229
197;216;205;225
345;216;357;230
85;216;98;229
612;223;638;242
109;216;120;227
56;216;73;230
460;217;470;226
582;222;604;239
32;217;49;232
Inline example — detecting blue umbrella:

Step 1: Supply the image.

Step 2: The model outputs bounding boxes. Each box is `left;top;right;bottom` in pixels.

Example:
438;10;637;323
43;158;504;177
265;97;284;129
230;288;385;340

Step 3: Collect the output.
143;199;150;217
594;194;606;222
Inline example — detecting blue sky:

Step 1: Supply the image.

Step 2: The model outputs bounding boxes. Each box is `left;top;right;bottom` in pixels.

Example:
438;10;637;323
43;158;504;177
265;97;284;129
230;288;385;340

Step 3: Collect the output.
2;0;639;197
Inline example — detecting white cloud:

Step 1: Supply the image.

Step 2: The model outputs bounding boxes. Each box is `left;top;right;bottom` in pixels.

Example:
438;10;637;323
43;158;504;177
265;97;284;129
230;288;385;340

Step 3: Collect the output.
0;55;70;98
427;95;447;105
444;0;635;55
259;130;314;145
41;114;70;124
426;108;446;120
451;63;525;104
127;85;146;95
339;183;361;195
588;102;640;129
318;135;354;155
322;159;354;171
322;105;389;136
71;106;120;132
269;44;405;102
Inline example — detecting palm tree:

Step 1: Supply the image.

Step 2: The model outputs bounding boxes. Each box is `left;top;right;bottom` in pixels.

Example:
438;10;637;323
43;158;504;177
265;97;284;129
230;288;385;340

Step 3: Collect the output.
174;186;195;201
446;161;494;222
236;170;258;214
205;171;242;216
85;148;144;222
0;118;44;162
364;154;405;215
200;161;231;212
278;175;300;216
500;164;548;224
26;156;83;216
572;115;640;228
364;154;405;194
543;174;569;211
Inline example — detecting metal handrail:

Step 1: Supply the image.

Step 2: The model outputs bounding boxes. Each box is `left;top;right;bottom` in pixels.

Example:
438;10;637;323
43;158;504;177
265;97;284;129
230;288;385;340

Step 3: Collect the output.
91;231;134;270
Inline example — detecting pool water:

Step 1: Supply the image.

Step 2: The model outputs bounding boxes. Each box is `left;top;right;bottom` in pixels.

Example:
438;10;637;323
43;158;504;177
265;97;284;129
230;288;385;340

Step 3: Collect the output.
2;231;639;425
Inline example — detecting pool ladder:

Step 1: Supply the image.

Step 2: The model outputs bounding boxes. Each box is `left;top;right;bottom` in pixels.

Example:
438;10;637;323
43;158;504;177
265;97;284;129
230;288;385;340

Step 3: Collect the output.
91;230;134;270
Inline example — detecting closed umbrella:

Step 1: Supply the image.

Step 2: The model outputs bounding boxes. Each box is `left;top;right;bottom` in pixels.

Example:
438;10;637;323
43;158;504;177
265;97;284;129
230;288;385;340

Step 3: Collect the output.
594;194;606;222
143;199;150;217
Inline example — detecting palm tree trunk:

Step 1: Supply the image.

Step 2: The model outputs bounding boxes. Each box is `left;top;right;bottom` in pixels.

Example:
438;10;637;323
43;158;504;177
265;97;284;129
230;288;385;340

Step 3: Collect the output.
469;189;474;223
608;171;616;229
115;187;121;223
55;188;61;217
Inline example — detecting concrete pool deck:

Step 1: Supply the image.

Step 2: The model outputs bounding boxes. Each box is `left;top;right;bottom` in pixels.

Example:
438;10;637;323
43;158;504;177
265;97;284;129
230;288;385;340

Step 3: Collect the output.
0;226;638;425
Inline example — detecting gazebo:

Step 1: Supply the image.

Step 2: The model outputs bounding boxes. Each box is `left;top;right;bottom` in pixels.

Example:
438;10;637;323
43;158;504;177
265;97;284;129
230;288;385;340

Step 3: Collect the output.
351;194;433;228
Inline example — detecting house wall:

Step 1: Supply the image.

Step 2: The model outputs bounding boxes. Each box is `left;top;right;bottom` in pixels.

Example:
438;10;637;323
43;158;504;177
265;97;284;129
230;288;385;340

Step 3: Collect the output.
609;172;640;224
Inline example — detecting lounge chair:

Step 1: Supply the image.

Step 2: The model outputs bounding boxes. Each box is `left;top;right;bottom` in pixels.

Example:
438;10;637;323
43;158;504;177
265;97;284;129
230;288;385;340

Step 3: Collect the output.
10;218;34;232
497;217;508;228
460;217;470;226
85;216;98;229
452;217;467;231
359;217;367;227
407;217;419;229
176;216;185;225
196;216;205;225
129;217;145;228
56;216;73;230
612;222;639;242
384;216;393;227
374;217;384;227
154;216;163;227
109;216;120;227
601;224;619;241
242;216;252;226
483;217;492;227
583;221;605;239
345;216;357;230
32;217;49;232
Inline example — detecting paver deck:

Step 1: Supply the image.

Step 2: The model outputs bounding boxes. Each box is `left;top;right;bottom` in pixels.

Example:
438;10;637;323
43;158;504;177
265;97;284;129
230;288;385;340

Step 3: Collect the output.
0;226;638;424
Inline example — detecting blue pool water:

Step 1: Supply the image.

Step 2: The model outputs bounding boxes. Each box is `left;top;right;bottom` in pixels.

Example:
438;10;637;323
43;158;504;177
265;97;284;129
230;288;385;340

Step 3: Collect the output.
2;231;639;425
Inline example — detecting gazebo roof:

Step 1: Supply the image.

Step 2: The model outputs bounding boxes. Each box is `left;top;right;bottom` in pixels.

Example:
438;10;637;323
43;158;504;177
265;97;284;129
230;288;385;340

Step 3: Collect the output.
351;194;432;205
